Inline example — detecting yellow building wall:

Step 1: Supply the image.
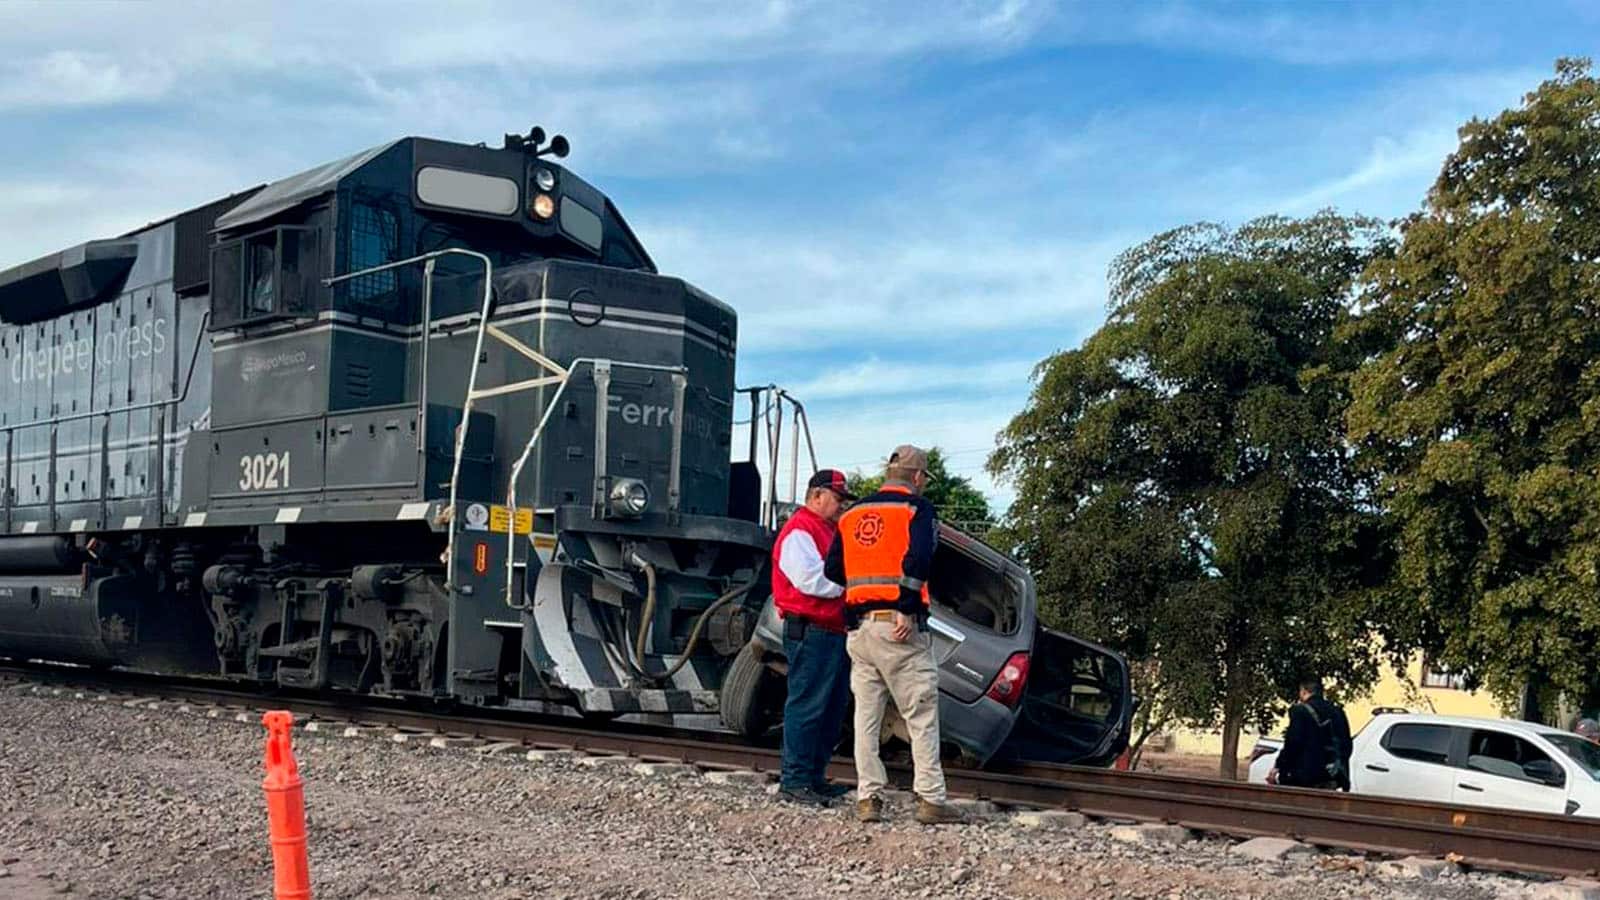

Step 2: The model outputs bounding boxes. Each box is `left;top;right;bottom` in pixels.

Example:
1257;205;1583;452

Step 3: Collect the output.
1165;652;1510;757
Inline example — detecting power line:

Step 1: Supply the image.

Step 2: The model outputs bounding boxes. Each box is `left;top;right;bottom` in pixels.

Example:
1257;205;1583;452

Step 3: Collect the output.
832;445;998;470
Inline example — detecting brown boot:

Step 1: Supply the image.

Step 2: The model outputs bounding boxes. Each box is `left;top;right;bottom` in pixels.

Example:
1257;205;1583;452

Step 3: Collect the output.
856;796;884;823
914;798;964;825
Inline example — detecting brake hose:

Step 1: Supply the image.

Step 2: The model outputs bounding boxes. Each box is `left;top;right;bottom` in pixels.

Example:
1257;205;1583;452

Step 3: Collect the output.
631;554;659;667
628;553;756;685
648;578;755;683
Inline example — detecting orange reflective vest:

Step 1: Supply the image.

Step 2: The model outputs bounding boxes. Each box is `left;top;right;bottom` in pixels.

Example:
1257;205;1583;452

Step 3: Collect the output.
836;484;931;610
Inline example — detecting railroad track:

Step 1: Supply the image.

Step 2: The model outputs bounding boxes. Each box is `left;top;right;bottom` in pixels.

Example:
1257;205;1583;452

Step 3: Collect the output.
7;661;1600;880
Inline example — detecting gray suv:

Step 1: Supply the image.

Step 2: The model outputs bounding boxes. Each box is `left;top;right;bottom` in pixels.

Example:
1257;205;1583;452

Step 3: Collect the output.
720;524;1132;767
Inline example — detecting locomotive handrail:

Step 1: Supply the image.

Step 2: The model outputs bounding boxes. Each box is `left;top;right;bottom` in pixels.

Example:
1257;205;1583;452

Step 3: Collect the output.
322;247;493;453
734;385;819;530
325;249;690;597
501;356;689;611
324;247;492;588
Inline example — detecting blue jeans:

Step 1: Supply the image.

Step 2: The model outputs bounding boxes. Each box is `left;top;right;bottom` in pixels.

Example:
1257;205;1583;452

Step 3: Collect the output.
779;619;851;790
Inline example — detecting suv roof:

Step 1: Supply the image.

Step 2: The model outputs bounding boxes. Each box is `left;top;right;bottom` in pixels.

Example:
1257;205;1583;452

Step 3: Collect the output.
1375;713;1565;739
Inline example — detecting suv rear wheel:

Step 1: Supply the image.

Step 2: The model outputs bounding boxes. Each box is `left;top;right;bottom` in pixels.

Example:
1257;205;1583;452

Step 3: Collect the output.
720;640;782;738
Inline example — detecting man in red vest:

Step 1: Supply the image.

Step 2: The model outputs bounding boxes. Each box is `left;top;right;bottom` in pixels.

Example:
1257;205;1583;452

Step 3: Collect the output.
773;468;856;806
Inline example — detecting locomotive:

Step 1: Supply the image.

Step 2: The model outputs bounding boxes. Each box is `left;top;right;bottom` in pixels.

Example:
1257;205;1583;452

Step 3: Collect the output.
0;128;800;716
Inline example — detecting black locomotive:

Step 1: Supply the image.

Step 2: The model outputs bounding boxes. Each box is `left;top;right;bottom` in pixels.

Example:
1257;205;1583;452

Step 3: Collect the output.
0;128;789;716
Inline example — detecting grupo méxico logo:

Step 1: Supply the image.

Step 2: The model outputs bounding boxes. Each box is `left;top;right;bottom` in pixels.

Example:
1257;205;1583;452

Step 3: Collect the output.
241;349;309;382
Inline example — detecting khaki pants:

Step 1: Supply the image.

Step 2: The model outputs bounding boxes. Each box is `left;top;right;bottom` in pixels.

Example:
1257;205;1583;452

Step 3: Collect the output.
847;617;946;803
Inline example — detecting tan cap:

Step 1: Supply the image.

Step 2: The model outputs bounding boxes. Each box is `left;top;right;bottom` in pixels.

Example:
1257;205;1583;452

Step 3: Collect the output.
887;444;929;472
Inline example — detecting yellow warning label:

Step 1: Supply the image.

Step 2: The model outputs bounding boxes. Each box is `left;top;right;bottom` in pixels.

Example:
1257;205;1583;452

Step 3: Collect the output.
488;505;534;535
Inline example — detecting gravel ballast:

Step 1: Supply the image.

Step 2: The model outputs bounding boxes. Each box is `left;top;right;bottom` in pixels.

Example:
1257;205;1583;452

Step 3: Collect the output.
0;682;1559;899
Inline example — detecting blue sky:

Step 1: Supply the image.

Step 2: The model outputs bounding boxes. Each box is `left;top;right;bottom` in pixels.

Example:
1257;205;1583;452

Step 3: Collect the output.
1;1;1594;511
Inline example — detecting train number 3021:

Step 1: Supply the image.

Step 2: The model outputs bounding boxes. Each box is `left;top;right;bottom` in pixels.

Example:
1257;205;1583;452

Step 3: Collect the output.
238;452;291;491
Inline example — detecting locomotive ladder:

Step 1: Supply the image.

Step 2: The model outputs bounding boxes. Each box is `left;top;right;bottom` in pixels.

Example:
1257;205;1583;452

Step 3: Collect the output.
325;251;689;603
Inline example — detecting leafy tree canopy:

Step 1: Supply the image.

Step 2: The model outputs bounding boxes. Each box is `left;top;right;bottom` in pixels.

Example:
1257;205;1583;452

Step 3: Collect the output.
990;212;1393;776
1345;58;1600;713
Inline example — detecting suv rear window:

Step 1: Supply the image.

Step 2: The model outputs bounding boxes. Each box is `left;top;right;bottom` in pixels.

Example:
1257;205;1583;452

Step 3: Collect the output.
1383;723;1453;764
929;541;1020;635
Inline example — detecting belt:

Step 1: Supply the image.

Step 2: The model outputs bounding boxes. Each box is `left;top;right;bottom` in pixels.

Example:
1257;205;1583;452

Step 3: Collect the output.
785;614;845;636
860;609;929;632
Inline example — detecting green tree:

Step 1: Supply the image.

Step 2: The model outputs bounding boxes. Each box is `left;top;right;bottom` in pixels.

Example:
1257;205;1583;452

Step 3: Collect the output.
846;447;995;536
990;212;1393;777
1345;59;1600;716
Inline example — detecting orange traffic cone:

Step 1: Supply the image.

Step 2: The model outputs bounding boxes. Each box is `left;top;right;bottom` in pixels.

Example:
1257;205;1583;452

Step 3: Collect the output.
262;710;312;900
1113;748;1132;771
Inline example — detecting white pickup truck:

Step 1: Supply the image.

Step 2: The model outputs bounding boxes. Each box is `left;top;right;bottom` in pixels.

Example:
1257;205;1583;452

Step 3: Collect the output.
1249;712;1600;818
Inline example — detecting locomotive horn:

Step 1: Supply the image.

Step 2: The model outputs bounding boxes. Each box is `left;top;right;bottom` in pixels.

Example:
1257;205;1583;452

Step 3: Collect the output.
505;126;548;152
537;134;570;159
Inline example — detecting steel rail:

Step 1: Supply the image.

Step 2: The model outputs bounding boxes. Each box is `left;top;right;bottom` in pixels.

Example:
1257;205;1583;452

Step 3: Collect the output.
977;762;1600;878
1002;761;1597;845
6;662;1600;879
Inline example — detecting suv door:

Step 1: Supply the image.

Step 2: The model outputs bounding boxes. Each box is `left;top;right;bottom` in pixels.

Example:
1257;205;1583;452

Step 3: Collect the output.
1452;728;1569;814
1361;721;1460;802
992;629;1132;766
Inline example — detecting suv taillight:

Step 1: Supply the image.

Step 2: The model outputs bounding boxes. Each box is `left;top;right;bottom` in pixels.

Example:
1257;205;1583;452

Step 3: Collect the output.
986;652;1030;709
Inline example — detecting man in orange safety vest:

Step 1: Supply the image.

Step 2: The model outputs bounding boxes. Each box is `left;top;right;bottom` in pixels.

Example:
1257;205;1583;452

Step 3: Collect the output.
824;444;962;825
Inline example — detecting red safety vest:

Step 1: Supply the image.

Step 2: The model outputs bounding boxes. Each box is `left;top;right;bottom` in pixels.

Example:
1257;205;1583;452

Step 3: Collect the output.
771;506;846;632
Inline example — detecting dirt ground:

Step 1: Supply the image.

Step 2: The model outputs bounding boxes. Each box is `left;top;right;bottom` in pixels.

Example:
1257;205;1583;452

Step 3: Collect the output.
1134;752;1252;780
0;685;1542;900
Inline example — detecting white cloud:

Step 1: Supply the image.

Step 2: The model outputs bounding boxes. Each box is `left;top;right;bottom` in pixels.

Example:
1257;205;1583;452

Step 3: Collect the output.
1280;130;1456;213
1270;68;1540;217
0;51;175;110
1115;5;1493;66
0;179;169;260
0;1;1073;188
0;134;269;260
784;356;1037;400
1115;66;1547;224
0;2;1050;91
641;219;1126;352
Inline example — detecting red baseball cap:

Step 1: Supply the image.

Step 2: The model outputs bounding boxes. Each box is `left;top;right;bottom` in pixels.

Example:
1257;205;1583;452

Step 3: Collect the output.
807;468;856;501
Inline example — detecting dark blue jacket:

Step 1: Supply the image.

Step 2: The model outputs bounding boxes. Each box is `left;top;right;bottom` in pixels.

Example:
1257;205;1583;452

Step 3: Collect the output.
1278;696;1352;789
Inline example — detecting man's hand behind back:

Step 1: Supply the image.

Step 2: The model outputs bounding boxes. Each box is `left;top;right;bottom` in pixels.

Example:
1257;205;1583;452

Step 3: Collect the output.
891;612;913;643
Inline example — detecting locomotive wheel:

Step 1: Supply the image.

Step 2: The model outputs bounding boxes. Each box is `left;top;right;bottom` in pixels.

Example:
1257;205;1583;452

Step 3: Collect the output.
719;639;780;738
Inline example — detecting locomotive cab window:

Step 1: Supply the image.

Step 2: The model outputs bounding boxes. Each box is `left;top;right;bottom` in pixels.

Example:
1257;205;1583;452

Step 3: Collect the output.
346;201;400;309
248;236;276;313
210;226;321;330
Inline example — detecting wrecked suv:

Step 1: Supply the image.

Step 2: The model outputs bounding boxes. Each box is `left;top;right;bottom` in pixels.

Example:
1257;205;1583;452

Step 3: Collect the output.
720;523;1133;767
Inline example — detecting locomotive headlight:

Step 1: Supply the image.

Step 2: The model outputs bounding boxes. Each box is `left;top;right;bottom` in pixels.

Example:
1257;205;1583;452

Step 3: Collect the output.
533;167;557;191
608;478;650;518
531;193;556;219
